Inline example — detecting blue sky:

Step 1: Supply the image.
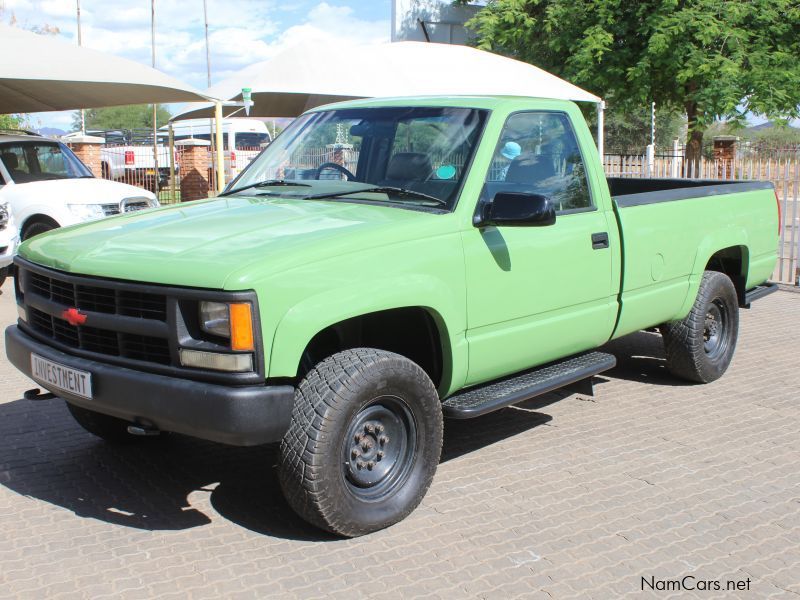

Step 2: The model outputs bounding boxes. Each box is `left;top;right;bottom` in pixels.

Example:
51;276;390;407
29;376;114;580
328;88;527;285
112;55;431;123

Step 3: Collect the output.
2;0;392;130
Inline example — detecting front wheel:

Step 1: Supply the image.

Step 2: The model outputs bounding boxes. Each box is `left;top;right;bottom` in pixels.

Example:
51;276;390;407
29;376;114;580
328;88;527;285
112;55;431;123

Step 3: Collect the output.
660;270;739;383
279;348;443;537
22;220;57;241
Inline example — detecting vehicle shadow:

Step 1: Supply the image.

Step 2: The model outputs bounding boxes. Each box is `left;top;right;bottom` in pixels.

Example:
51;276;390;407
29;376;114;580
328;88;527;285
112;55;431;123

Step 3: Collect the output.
0;395;554;541
0;396;332;541
0;330;681;539
600;329;691;387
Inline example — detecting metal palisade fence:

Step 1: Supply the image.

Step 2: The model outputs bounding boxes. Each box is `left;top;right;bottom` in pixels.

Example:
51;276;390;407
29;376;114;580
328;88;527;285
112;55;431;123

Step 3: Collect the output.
603;146;800;285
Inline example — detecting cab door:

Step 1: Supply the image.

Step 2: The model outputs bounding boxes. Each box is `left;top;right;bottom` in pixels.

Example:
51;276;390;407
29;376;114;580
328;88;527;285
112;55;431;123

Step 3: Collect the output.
463;111;617;385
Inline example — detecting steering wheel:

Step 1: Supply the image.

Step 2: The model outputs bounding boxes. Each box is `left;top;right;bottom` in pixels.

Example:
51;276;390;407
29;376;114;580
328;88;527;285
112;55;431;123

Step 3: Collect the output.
314;162;357;181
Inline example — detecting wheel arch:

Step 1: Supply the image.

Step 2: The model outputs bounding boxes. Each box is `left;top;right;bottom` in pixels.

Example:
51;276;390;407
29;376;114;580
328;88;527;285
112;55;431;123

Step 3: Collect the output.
676;230;751;318
704;245;749;306
20;212;61;240
270;302;460;397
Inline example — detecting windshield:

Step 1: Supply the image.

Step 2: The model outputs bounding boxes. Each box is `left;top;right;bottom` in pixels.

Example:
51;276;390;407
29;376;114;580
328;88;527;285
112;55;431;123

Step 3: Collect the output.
230;106;487;210
0;141;92;183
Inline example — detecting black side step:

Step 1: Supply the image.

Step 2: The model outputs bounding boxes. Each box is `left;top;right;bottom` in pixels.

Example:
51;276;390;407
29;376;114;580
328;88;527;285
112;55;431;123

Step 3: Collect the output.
743;282;778;308
442;351;616;419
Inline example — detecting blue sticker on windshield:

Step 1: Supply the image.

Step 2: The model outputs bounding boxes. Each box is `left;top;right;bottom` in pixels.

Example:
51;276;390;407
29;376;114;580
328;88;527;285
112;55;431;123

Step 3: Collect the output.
436;165;456;180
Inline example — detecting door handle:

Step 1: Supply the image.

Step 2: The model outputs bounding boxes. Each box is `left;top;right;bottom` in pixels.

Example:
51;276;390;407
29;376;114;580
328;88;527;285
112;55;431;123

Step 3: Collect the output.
591;232;609;249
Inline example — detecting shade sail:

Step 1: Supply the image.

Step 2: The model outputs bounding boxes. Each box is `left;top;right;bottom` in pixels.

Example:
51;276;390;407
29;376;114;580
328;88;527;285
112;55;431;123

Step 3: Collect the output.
174;40;601;120
0;24;212;114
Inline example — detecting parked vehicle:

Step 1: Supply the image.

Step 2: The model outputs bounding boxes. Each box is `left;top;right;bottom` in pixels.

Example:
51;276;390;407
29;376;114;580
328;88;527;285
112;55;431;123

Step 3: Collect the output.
63;129;173;192
0;131;158;241
6;96;778;537
0;197;19;288
167;118;271;181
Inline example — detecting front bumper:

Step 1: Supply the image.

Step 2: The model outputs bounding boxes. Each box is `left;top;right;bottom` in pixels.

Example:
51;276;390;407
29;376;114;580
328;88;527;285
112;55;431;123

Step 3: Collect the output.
0;228;19;269
6;325;295;446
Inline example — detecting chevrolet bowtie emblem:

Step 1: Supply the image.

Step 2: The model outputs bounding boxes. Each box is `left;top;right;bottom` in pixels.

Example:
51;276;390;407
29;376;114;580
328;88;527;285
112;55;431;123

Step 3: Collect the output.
62;307;87;326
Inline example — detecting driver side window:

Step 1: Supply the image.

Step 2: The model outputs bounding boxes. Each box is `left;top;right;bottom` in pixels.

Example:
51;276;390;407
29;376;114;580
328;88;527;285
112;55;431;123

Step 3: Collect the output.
485;112;592;212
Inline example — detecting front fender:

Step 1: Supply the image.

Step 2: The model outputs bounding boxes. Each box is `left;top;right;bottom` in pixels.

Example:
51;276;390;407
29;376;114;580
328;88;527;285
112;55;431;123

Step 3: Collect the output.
267;274;467;396
15;205;73;231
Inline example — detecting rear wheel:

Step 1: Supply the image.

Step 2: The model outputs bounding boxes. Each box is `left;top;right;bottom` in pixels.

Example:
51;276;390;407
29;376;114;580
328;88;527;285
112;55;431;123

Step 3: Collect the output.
660;270;739;383
66;403;142;444
279;348;443;537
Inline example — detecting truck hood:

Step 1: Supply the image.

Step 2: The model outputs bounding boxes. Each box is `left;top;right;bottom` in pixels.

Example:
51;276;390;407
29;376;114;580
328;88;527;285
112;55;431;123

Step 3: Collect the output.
20;195;450;289
1;177;157;205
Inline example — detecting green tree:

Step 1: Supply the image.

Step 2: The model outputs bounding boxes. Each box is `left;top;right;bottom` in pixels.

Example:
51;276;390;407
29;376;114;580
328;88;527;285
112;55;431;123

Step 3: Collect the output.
706;119;800;147
584;107;686;154
72;104;172;132
0;114;22;130
457;0;800;171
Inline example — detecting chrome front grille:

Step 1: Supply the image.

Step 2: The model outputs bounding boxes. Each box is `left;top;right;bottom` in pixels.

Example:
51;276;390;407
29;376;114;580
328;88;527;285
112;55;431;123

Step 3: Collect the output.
101;200;153;216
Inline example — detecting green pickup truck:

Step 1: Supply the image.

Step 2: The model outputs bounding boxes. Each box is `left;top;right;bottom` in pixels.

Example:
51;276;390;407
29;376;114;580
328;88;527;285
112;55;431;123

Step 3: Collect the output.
6;96;779;537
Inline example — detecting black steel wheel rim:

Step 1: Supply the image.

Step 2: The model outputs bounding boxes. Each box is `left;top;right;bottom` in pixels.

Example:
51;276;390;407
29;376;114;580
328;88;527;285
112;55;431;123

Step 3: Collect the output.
703;299;729;359
342;395;417;501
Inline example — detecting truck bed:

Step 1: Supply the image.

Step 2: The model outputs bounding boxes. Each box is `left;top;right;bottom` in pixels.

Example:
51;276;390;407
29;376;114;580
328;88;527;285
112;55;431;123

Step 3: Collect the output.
607;177;772;206
606;177;777;340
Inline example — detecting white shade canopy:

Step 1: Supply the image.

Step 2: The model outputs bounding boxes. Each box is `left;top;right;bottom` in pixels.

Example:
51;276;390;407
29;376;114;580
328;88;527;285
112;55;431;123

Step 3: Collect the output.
174;40;601;120
0;24;212;114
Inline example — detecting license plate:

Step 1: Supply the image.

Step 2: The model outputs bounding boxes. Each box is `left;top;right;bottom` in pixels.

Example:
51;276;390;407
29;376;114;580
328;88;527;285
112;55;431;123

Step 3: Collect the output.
145;169;156;175
30;354;92;400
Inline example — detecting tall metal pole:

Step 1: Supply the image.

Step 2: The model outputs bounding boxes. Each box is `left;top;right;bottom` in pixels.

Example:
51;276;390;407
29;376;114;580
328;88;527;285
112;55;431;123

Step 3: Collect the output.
203;0;212;87
203;0;216;193
651;101;656;147
596;100;605;158
77;0;85;134
151;0;159;195
214;101;225;193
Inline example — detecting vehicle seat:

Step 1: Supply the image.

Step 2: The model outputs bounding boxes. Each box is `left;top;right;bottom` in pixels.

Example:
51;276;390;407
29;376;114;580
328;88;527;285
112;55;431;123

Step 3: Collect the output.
505;153;556;184
1;152;18;173
384;152;433;183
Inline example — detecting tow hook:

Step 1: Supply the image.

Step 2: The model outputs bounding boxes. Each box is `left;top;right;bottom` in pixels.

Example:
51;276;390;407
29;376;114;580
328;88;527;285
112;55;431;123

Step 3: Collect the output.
127;424;161;437
23;388;56;401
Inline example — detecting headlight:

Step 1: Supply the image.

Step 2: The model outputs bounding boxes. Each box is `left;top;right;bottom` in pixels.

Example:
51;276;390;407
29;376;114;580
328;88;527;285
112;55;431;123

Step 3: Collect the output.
198;301;255;351
199;301;230;337
0;204;8;230
68;204;106;221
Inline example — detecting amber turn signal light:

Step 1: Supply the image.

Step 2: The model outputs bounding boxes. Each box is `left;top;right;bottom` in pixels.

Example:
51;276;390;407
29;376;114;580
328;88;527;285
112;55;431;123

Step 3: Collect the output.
229;303;255;351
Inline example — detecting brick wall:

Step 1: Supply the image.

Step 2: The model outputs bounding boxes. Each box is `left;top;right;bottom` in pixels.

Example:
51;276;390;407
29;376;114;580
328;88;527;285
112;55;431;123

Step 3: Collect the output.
66;136;104;178
177;141;210;202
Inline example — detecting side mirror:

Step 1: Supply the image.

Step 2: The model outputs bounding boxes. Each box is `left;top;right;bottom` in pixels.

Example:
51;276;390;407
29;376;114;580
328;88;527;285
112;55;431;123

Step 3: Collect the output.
475;192;556;227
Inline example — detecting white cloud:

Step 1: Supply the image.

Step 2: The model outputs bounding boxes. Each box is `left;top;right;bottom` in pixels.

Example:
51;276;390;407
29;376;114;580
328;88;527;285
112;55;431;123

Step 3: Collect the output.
4;0;389;130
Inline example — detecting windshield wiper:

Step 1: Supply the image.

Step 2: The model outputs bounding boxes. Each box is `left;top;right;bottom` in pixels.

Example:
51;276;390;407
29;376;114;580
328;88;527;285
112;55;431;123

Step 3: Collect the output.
304;186;448;207
220;179;312;197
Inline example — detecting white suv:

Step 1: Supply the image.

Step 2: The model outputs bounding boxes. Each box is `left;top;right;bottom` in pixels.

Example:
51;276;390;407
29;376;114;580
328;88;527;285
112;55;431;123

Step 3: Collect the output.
0;131;159;244
0;198;18;287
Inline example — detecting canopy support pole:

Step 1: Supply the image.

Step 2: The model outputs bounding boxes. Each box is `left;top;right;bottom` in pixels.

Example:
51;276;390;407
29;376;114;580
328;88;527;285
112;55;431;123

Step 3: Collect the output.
596;100;605;159
168;122;176;203
214;100;225;194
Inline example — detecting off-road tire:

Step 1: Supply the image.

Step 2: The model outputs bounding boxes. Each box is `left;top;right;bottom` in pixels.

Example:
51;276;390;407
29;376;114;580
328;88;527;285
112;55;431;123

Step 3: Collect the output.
66;402;141;444
660;270;739;383
279;348;443;537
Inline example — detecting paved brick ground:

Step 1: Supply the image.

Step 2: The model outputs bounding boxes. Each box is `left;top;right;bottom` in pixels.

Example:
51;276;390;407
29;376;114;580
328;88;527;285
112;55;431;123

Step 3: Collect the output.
0;279;798;599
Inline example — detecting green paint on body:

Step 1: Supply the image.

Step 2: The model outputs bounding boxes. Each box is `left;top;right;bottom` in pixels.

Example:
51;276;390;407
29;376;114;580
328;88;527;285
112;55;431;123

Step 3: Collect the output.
19;96;778;396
